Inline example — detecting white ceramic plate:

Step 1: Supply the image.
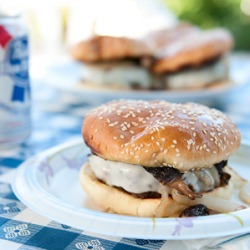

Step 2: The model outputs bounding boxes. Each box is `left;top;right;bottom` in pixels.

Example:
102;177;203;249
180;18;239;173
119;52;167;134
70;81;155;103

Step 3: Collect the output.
12;139;250;240
31;55;248;105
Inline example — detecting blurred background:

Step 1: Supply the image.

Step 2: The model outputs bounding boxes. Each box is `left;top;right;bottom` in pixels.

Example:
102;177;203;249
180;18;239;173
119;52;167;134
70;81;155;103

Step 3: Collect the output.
1;0;250;56
165;0;250;51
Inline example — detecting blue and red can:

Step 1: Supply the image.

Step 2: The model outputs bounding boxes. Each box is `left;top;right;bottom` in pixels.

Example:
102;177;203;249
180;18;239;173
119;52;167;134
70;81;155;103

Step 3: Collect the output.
0;13;31;148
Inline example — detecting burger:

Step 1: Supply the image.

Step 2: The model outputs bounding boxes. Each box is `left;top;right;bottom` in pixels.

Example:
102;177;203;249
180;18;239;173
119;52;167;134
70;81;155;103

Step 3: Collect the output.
70;23;234;91
80;100;248;217
70;35;155;90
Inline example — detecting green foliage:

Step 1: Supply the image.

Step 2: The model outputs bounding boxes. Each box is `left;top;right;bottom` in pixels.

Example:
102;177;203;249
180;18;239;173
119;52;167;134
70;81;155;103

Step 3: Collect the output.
164;0;250;50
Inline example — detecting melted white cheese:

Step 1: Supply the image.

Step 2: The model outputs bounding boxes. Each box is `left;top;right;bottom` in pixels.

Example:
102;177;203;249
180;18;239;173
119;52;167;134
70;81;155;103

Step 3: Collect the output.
88;155;160;193
88;155;221;194
81;61;153;89
162;56;228;89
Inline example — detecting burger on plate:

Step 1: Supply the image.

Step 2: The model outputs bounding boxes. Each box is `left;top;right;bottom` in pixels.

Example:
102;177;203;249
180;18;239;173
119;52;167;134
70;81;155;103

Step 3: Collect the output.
70;23;234;91
80;100;248;217
70;35;155;90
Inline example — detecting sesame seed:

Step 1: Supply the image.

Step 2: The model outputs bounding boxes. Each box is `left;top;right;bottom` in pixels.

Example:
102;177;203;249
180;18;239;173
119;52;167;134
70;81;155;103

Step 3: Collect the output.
202;129;207;135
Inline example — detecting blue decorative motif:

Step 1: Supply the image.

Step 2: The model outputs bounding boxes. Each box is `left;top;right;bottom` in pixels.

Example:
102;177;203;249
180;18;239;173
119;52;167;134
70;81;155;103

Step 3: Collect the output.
172;218;195;236
3;223;30;239
75;239;105;250
0;202;20;214
135;239;164;246
38;158;54;185
135;239;149;246
61;224;71;229
61;154;84;170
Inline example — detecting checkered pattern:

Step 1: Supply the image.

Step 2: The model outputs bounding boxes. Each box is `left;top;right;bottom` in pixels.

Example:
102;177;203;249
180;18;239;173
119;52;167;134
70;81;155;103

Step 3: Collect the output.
0;55;250;249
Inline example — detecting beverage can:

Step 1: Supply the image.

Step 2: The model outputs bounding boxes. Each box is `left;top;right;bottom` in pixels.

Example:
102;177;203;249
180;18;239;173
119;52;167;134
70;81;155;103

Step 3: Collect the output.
0;13;31;148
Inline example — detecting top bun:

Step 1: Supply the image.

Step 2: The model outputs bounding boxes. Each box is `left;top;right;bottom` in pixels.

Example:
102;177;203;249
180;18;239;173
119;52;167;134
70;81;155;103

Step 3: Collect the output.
152;28;233;73
82;100;241;171
70;36;153;63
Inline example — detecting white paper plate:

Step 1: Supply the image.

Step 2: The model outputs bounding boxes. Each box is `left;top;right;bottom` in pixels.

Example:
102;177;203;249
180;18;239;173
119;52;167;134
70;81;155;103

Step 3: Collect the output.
31;55;248;105
12;139;250;240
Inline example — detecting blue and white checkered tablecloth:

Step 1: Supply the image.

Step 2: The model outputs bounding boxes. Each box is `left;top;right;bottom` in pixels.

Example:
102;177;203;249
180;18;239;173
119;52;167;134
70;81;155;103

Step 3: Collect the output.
0;54;250;250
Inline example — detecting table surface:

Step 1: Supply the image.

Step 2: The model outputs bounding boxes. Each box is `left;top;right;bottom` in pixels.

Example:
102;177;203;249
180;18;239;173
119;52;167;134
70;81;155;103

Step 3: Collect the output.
0;54;250;250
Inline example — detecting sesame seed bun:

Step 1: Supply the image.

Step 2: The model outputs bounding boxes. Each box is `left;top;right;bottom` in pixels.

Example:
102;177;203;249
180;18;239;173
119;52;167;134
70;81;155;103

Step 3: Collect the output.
151;28;233;74
70;35;153;63
82;100;241;172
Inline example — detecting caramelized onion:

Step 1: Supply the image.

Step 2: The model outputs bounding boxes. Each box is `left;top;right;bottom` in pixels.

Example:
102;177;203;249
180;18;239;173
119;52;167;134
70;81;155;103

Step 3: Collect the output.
144;166;200;200
155;185;186;217
240;182;250;205
172;189;245;213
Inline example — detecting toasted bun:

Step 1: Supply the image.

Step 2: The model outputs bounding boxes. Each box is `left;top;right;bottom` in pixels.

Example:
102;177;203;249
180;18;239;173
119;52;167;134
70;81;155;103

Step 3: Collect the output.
144;22;199;49
80;163;186;217
82;100;241;172
70;35;153;63
152;28;233;73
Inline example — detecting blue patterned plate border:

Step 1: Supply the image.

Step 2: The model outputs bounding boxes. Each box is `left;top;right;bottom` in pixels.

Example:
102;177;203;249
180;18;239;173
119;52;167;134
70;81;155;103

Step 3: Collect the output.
12;138;250;240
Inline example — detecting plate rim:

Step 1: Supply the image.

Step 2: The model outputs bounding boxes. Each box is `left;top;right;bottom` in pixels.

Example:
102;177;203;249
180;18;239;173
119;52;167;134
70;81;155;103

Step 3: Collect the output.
12;138;250;240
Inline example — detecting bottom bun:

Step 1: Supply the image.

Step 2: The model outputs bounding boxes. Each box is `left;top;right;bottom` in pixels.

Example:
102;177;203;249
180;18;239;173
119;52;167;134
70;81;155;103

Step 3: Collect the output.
80;163;187;217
